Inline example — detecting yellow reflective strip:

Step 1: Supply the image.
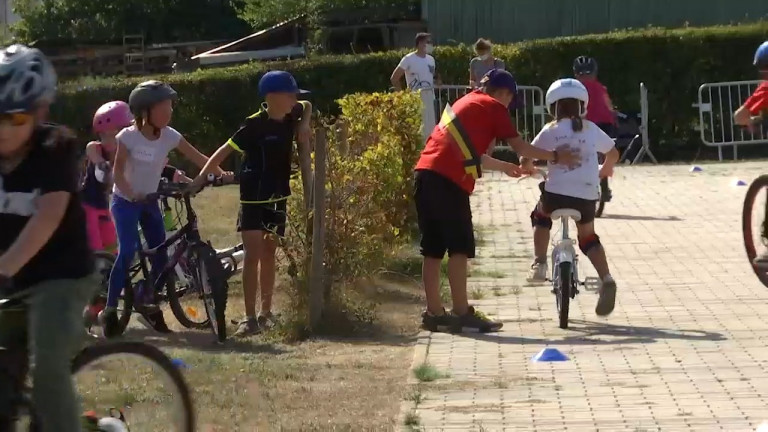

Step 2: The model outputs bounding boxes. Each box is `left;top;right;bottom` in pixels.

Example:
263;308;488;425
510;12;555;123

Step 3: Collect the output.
440;103;479;178
240;197;289;204
226;138;243;153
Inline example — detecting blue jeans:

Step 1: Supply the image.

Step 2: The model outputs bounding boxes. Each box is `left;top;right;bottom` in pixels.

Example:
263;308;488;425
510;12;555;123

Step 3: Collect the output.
107;195;168;308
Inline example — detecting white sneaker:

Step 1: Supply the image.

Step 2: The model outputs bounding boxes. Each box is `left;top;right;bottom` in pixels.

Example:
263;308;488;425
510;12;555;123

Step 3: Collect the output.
526;261;548;282
596;275;617;316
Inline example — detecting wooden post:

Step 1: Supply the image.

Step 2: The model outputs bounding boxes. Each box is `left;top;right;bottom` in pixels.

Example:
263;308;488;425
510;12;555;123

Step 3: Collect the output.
297;129;314;213
309;128;327;329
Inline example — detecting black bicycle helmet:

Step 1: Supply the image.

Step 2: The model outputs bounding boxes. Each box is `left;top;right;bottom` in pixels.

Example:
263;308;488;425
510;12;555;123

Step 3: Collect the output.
0;44;57;113
128;80;178;116
573;56;597;76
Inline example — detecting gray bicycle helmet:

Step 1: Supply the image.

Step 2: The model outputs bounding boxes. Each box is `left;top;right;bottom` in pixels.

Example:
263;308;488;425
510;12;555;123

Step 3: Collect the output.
573;55;597;76
0;44;57;113
128;80;178;116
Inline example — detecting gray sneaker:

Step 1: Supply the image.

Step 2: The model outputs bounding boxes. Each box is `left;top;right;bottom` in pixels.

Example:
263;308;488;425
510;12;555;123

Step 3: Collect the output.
232;317;260;338
257;312;276;332
596;278;617;316
527;260;548;282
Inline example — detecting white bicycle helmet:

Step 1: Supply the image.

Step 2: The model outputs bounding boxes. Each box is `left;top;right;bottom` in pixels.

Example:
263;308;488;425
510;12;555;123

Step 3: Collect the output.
545;78;589;117
0;44;57;113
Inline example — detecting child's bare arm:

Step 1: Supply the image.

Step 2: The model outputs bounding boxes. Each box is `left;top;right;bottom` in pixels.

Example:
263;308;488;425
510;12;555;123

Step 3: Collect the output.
85;142;106;164
177;137;224;175
0;191;70;277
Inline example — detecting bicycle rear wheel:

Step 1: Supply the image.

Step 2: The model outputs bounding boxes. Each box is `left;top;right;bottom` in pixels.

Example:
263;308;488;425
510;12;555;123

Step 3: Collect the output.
72;341;195;432
555;261;571;329
595;181;606;218
742;175;768;287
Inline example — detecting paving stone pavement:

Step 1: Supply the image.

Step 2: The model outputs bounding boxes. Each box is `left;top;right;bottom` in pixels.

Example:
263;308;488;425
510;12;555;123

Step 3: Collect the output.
401;162;768;432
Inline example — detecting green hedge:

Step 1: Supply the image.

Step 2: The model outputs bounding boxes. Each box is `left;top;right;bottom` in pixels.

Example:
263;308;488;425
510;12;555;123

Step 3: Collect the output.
53;22;768;162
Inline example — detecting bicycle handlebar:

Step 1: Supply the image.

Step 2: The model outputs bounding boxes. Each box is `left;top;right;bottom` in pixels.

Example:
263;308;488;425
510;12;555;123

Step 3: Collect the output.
144;174;235;202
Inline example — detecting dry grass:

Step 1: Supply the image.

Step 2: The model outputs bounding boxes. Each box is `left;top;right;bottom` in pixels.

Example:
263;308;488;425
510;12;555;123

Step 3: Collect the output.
87;186;424;431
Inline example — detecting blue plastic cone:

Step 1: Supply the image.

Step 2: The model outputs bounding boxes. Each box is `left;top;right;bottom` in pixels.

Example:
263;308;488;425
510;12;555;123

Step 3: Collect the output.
171;358;188;369
690;165;703;173
731;179;748;187
531;347;569;362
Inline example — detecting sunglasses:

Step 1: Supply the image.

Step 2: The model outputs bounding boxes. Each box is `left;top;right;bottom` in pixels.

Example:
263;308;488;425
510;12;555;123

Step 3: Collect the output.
0;112;33;126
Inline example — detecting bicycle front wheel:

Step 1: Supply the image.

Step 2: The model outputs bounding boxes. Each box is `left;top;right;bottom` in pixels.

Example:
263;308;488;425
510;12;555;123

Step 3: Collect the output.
166;250;210;330
72;341;195;432
192;243;229;343
555;261;571;329
595;179;607;218
742;175;768;287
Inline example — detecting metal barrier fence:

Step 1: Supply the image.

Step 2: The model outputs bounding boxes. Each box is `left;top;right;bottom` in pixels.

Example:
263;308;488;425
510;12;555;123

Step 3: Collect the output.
696;80;768;160
433;83;657;165
433;85;546;142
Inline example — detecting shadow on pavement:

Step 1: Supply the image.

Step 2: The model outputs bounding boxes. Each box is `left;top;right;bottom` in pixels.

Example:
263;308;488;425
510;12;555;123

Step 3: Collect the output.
457;319;726;346
601;214;683;222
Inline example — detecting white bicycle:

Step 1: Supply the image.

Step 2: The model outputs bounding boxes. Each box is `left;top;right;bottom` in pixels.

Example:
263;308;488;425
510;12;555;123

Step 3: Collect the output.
520;169;597;329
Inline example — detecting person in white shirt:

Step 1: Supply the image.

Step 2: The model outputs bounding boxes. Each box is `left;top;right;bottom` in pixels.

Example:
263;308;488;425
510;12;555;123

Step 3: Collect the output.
390;33;441;145
521;78;620;316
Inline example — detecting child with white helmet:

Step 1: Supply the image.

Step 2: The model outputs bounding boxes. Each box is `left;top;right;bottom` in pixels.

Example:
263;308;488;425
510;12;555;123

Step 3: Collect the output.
522;78;620;316
80;101;134;252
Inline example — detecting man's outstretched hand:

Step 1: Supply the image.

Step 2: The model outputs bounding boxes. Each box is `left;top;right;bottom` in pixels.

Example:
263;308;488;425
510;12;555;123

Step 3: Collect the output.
503;163;524;178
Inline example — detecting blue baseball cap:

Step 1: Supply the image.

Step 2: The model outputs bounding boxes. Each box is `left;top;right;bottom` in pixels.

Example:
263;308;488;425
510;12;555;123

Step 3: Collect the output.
258;70;309;96
482;69;518;94
481;69;521;109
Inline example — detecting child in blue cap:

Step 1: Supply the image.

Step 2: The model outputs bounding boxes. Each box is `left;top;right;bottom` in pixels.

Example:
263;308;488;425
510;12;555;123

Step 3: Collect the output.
193;70;312;337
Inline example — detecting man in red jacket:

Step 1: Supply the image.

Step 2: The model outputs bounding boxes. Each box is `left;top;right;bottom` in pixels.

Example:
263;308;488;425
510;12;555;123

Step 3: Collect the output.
415;69;578;333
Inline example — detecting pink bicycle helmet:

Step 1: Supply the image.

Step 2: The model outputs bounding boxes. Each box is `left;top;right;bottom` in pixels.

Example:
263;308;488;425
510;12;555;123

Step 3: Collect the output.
93;101;133;133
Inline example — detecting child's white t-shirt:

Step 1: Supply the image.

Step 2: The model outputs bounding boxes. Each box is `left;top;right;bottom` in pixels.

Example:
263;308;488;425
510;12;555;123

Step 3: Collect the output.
113;125;182;199
531;119;615;201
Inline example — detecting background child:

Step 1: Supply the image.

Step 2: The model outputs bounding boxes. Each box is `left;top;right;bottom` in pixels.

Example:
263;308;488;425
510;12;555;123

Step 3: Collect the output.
523;78;620;316
415;69;578;334
81;101;133;252
102;80;227;338
192;70;312;338
573;55;616;201
735;40;768;267
0;44;101;432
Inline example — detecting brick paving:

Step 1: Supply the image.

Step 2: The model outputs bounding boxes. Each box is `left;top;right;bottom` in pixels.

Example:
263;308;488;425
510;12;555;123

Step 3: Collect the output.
402;162;768;431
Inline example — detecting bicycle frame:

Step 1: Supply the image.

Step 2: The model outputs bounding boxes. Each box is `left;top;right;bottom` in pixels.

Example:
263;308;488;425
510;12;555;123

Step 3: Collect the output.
551;217;580;282
131;192;203;294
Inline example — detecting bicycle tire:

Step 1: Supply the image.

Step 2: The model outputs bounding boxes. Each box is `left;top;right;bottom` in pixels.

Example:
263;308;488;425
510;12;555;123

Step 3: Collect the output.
193;244;229;342
595;187;606;218
166;252;210;330
556;261;571;329
91;251;133;335
742;175;768;287
72;341;195;432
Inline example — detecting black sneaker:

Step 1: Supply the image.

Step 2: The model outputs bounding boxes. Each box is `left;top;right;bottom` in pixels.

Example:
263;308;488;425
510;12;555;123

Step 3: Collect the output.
100;308;121;339
138;310;172;334
452;306;503;333
421;309;454;332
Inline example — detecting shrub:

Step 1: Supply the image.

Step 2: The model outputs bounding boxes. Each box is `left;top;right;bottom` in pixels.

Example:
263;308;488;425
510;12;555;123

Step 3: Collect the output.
52;22;768;163
279;91;422;337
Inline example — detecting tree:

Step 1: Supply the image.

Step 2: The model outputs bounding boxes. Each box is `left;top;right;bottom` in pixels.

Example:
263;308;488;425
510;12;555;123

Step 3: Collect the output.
238;0;418;30
12;0;251;45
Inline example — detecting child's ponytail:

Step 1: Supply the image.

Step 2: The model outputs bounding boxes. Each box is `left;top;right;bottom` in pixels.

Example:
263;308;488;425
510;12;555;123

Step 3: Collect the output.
570;115;584;132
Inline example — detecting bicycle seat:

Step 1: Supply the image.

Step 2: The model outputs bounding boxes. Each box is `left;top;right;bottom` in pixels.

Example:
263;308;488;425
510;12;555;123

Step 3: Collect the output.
550;209;582;222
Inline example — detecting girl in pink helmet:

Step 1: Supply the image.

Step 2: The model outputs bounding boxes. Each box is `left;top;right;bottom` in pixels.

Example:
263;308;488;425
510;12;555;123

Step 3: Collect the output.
80;101;133;252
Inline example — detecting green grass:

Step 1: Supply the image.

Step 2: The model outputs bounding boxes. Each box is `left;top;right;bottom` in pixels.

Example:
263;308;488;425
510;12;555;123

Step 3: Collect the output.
413;363;450;382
